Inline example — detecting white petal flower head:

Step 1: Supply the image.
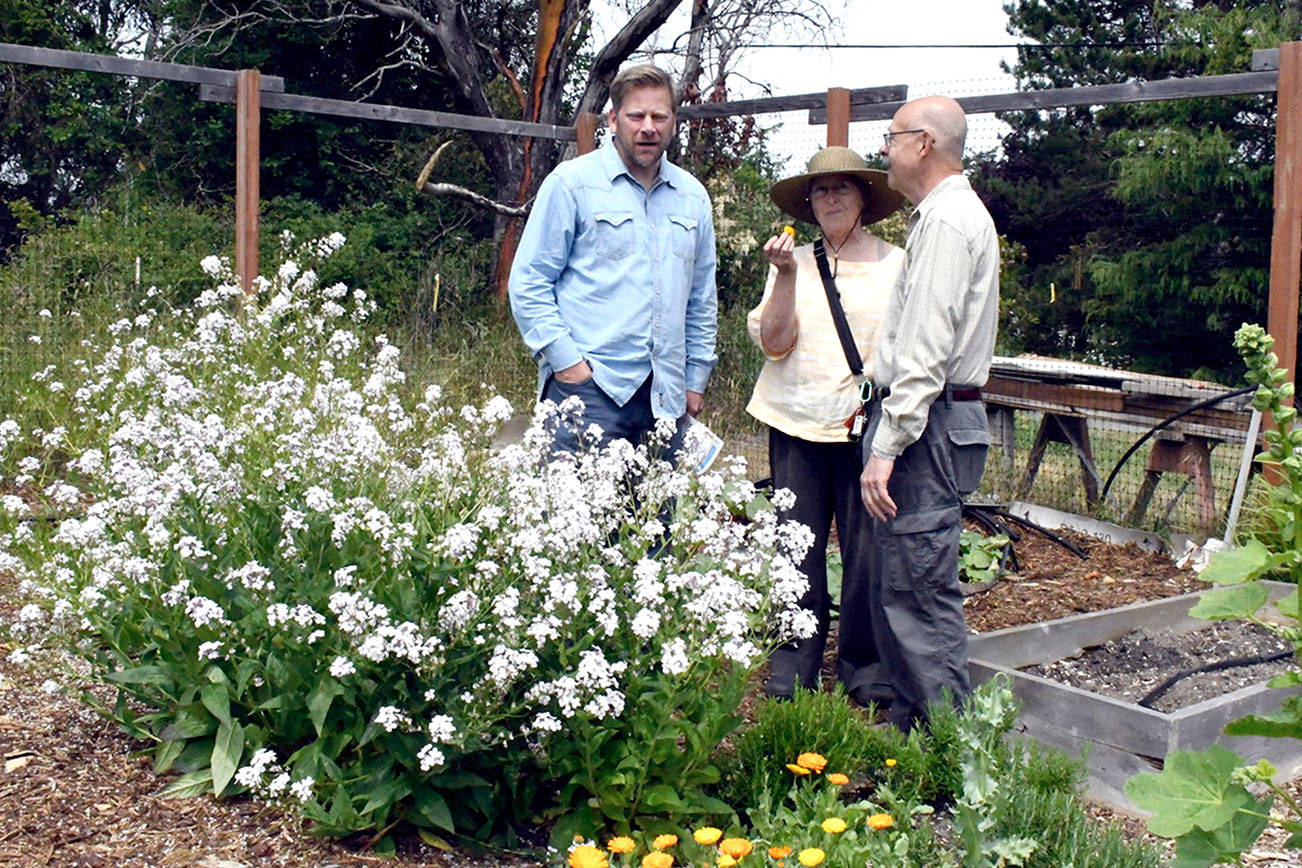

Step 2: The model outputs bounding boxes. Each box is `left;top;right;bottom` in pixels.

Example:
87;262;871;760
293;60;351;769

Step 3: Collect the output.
660;638;690;676
329;656;356;678
418;743;446;772
200;255;223;278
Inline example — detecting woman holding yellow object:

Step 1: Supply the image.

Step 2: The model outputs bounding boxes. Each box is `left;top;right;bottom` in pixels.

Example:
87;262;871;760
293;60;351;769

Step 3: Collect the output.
747;146;904;702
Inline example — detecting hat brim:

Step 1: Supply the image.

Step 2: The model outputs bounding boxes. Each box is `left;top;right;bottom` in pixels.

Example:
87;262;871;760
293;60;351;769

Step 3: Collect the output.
770;167;903;226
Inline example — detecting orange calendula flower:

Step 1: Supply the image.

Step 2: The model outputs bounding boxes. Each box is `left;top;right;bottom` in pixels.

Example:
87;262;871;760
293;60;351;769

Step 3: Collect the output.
694;827;724;846
867;813;895;830
608;837;636;854
796;752;828;772
820;818;847;834
570;845;610;868
782;225;796;237
785;763;811;776
643;853;674;868
653;834;679;850
826;773;849;786
718;856;737;867
768;847;793;860
719;838;753;859
885;758;897;768
797;848;825;867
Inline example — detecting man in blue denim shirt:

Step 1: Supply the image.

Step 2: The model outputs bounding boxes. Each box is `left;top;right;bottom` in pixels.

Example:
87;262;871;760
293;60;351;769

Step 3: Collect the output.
509;63;718;453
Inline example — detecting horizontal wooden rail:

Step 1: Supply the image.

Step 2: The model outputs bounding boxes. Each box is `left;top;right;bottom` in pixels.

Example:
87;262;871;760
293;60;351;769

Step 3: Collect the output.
808;70;1279;123
200;85;577;141
0;41;284;91
677;84;906;120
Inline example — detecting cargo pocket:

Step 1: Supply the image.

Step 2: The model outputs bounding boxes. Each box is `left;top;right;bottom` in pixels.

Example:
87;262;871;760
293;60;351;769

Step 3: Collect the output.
594;211;635;260
948;425;991;497
884;505;961;594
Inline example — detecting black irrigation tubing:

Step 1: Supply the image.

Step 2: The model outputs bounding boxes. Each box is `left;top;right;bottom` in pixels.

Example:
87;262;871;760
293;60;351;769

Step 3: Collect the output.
1137;648;1294;709
962;503;1020;573
1099;385;1257;505
977;505;1091;560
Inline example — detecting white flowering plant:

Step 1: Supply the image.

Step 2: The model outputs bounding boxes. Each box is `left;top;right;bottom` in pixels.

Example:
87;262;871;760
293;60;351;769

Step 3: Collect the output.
0;233;815;846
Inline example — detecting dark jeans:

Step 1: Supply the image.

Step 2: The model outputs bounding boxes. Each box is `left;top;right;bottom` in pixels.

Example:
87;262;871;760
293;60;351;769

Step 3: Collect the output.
764;427;887;701
863;397;989;731
543;374;673;455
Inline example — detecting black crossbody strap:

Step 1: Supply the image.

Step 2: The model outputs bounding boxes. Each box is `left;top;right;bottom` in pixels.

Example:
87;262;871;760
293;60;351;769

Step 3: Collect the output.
812;238;864;378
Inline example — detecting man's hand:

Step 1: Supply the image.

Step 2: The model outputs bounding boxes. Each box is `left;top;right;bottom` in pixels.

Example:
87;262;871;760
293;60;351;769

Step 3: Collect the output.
860;454;898;521
554;360;593;384
686;390;704;417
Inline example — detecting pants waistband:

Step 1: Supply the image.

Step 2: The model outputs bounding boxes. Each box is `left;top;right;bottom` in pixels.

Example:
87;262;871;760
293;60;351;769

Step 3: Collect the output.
863;383;981;403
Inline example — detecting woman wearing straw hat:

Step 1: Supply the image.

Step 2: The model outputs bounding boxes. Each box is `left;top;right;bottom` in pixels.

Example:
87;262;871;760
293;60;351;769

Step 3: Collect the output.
747;146;905;702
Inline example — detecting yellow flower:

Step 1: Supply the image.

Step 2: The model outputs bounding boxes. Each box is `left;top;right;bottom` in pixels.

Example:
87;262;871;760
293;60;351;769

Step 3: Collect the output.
694;827;724;846
885;758;897;768
820;818;847;834
768;847;792;860
570;845;610;868
653;834;679;850
867;813;895;830
797;848;825;867
643;854;674;868
785;763;811;776
719;856;737;867
719;838;753;859
796;752;828;772
608;837;636;854
826;773;849;786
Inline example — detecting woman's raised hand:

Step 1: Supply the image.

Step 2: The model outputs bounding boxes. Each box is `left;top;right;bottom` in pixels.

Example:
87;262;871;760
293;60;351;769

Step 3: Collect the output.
763;225;797;273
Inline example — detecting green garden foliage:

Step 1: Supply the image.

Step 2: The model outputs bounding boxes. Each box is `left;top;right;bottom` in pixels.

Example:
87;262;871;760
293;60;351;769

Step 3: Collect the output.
1125;324;1302;865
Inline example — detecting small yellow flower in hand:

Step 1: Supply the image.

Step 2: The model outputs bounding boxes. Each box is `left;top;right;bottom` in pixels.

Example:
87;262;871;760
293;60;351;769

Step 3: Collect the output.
570;845;610;868
826;773;849;786
820;817;847;834
797;848;825;867
694;827;724;846
653;834;679;850
795;752;828;772
608;837;635;854
643;853;674;868
782;225;796;237
867;813;895;830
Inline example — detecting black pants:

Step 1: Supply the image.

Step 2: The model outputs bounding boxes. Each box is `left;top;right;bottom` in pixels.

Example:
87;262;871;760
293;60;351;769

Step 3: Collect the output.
765;427;886;700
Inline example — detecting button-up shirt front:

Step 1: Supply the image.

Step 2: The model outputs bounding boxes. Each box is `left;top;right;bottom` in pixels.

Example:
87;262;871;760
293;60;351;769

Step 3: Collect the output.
870;174;1000;458
509;144;718;419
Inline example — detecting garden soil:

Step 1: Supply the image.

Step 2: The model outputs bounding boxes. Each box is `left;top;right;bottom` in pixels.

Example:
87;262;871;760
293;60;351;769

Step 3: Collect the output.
2;528;1301;866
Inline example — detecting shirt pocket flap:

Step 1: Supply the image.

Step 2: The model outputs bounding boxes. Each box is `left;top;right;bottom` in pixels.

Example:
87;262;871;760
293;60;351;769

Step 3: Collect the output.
667;214;698;231
948;426;992;448
594;211;635;228
888;504;961;535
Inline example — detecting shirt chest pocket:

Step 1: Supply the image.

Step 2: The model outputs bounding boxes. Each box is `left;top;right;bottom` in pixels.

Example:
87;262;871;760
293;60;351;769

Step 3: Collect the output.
593;211;635;260
667;214;698;261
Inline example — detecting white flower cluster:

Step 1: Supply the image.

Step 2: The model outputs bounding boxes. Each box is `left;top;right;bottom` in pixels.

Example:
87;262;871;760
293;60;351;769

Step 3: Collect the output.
233;747;315;803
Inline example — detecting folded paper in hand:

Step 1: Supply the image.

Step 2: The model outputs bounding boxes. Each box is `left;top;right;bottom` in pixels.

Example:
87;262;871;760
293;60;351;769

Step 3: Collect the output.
680;416;724;475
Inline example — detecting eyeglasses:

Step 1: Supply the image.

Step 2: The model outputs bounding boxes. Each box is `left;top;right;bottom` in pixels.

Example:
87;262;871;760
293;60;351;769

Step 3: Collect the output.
882;128;927;148
808;179;857;200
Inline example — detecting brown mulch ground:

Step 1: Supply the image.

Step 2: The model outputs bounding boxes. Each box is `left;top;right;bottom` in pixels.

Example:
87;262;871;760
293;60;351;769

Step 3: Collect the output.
0;527;1285;867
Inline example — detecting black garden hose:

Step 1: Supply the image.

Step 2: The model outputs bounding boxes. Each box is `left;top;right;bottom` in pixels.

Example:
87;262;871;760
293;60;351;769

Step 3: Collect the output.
1137;648;1294;709
1099;386;1256;505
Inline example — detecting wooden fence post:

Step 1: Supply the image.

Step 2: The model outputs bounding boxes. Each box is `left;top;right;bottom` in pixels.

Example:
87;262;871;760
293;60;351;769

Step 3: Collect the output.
1268;41;1302;393
575;112;601;154
235;69;260;296
826;88;850;147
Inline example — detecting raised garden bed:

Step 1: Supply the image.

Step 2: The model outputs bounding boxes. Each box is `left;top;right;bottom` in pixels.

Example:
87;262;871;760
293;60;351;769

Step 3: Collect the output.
968;581;1302;812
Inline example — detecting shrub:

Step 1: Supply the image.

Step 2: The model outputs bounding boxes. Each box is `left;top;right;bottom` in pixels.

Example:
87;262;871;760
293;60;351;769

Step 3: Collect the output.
0;235;817;848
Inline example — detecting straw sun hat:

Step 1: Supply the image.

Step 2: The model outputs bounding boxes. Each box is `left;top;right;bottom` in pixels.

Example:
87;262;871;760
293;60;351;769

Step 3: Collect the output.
768;146;903;226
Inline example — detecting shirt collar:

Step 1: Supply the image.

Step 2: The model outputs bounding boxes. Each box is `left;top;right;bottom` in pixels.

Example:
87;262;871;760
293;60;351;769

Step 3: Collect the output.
914;173;970;216
598;142;675;189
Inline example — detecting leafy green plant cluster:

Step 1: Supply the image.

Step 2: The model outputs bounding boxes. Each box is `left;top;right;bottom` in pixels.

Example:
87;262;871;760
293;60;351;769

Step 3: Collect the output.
0;237;816;850
1125;322;1302;866
959;530;1011;585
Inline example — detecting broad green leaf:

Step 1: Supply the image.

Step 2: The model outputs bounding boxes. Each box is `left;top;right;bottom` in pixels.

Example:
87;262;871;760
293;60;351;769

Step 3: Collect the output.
1200;539;1274;585
1224;712;1302;739
105;665;173;686
159;708;216;741
1189;584;1269;621
642;783;687;810
417;829;454;850
1169;792;1272;868
360;777;412;815
307;678;342;736
211;721;245;795
1124;745;1251;837
153;738;184;775
159;769;213;799
200;682;232;728
411;789;455;832
990;836;1038;865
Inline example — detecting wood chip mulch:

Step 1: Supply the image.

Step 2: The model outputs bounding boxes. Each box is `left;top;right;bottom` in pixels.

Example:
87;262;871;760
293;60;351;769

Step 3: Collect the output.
0;527;1292;866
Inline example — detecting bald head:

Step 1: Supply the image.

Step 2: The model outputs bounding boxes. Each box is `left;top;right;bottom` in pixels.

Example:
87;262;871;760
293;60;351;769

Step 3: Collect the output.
903;95;966;164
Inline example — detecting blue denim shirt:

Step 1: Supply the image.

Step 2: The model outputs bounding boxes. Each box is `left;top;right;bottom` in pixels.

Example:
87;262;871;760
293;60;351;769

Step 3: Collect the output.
508;144;718;419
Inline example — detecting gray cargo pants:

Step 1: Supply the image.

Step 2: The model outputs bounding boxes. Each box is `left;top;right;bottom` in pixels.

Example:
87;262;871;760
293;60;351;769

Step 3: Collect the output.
861;394;990;731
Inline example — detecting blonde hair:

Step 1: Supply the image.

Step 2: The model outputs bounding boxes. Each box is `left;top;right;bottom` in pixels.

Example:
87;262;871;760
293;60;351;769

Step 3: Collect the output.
610;64;674;110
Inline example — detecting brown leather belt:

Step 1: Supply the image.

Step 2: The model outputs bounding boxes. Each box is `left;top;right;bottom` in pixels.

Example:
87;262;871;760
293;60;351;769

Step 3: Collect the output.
948;386;982;401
